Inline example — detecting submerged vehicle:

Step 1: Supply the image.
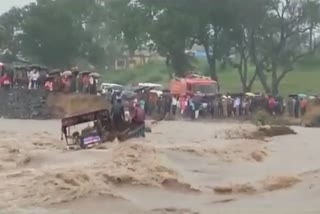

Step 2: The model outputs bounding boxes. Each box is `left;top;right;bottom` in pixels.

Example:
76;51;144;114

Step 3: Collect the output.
61;108;147;150
61;109;112;149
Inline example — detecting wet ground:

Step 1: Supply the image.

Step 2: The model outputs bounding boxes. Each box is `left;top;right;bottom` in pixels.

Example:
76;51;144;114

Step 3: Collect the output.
0;119;320;214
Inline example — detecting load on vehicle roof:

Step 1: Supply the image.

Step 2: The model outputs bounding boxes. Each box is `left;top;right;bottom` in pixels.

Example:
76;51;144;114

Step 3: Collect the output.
61;108;109;129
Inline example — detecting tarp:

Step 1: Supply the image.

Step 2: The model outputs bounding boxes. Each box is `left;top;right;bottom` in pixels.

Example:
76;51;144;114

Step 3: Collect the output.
61;108;109;128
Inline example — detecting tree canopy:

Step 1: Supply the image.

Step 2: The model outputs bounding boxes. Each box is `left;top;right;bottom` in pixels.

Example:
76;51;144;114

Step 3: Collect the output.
0;0;319;94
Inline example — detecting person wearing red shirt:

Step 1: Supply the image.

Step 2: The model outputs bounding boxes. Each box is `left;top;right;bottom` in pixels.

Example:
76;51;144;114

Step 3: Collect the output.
132;102;146;138
268;96;276;115
45;80;53;91
0;73;12;89
300;98;308;116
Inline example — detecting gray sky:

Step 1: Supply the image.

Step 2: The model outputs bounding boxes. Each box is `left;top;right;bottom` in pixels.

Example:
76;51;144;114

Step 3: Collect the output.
0;0;34;14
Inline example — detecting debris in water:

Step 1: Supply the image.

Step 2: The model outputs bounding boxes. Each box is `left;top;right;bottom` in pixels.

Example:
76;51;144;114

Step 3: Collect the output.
213;183;257;195
162;178;200;193
151;208;199;214
251;150;268;162
262;176;301;191
257;126;297;137
211;198;236;204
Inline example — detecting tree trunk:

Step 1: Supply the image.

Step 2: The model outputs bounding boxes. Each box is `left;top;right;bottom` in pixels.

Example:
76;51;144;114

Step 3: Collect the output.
271;62;279;96
247;69;258;93
243;56;248;87
309;23;314;52
209;57;218;81
169;49;189;77
271;82;279;96
256;65;271;93
237;54;246;92
271;72;278;96
203;42;218;82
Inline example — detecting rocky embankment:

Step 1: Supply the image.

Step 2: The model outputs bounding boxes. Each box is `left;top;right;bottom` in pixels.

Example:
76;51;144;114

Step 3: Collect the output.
0;89;109;119
0;89;53;119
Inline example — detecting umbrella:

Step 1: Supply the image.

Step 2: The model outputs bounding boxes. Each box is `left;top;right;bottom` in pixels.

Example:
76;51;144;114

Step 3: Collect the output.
121;90;136;99
80;71;91;75
49;69;62;75
245;92;256;97
309;96;316;100
28;64;48;70
45;75;55;80
14;66;26;70
298;93;307;98
288;94;298;98
89;72;101;78
71;66;79;72
62;70;73;76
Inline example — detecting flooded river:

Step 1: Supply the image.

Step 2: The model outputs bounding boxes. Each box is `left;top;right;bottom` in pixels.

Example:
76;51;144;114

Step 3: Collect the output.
0;119;320;214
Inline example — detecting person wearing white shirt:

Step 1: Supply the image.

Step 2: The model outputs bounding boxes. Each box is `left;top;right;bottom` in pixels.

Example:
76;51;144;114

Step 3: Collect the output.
31;70;40;89
233;97;241;116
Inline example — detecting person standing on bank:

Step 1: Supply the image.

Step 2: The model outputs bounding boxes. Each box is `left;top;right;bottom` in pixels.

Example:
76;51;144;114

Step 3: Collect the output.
111;97;125;130
132;102;146;137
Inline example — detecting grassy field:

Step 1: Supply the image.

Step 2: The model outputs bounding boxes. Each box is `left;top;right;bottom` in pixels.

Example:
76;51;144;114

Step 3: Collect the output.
102;56;320;96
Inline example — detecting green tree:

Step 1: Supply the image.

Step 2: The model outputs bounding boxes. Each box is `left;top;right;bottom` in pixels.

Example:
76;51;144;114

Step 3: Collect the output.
147;2;194;77
19;0;85;67
304;0;320;52
225;0;270;92
251;0;319;95
110;0;194;77
0;7;24;62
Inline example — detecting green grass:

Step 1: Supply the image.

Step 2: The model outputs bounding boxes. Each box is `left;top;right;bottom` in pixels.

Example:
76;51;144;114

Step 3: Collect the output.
102;57;320;96
102;60;171;86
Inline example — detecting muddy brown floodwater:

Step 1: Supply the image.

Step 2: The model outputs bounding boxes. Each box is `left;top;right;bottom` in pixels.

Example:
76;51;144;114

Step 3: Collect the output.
0;119;320;214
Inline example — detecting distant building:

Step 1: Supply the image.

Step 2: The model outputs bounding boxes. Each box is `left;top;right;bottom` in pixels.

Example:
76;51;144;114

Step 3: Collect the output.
114;50;157;70
185;45;207;59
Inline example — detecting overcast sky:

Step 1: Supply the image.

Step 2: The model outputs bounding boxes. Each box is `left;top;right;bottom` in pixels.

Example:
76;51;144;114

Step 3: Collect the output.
0;0;34;14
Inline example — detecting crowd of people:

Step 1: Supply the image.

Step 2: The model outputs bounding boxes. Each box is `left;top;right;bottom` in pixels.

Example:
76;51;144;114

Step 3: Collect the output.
105;88;312;138
43;70;100;94
0;62;314;128
0;63;101;94
107;88;312;124
110;95;146;138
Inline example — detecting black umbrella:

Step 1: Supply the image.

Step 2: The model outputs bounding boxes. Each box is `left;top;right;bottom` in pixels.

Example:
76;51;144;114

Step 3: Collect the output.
49;69;62;75
28;64;48;70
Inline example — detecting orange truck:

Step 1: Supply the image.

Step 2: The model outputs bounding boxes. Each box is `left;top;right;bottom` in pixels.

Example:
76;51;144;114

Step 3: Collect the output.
170;74;218;97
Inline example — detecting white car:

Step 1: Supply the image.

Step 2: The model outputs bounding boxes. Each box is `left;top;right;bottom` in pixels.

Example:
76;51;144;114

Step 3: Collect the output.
138;83;163;91
100;83;124;94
